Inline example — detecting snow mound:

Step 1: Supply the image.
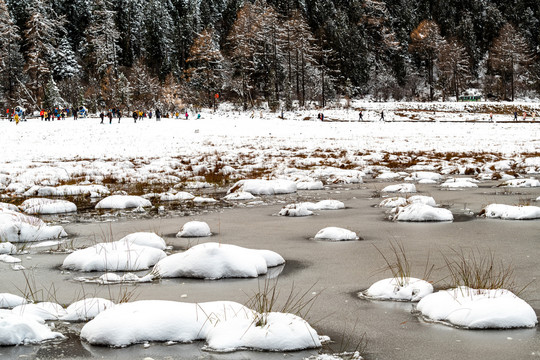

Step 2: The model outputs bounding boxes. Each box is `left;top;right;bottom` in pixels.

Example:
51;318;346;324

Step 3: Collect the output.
19;198;77;215
296;180;324;190
0;242;17;254
314;227;358;241
382;183;417;193
0;313;64;345
61;298;115;321
153;242;285;279
80;300;320;351
311;200;345;210
405;171;443;182
407;195;437;206
223;191;256;200
176;221;212;237
119;232;167;250
0;203;19;212
378;197;407;208
95;195;151;209
0;209;67;243
228;179;297;195
12;302;67;321
416;287;538;329
0;254;21;263
499;178;540;188
393;203;453;222
159;192;195;201
0;293;28;309
26;184;110;197
278;204;313;217
363;277;433;301
480;204;540;220
193;196;218;204
441;178;479;188
62;235;167;272
377;171;402;180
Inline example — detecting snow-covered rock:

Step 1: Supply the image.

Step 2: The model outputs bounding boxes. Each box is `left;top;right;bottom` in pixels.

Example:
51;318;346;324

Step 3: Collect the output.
193;196;218;204
61;298;115;321
363;277;433;301
416;287;537;329
176;221;212;237
382;183;417;193
153;242;284;279
0;242;17;255
314;227;358;241
278;204;313;217
378;197;407;208
159;192;195;201
405;171;442;182
480;204;540;220
377;171;402;180
19;198;77;215
25;184;110;197
311;200;345;210
0;313;64;345
0;254;21;263
95;195;151;209
223;191;256;200
12;302;67;322
296;180;324;190
80;300;321;351
228;179;297;195
0;203;19;212
441;178;479;188
0;209;67;243
499;178;540;188
392;203;453;222
62;236;167;272
118;232;167;250
407;195;437;207
0;294;28;309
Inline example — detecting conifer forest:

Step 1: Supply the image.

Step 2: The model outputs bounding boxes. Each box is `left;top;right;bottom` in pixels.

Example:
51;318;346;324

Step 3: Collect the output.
1;0;539;112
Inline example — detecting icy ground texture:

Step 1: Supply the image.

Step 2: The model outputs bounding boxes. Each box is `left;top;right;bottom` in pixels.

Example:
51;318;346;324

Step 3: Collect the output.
80;300;321;351
363;277;433;301
62;232;167;271
416;287;537;329
176;221;212;237
153;242;284;279
0;208;67;243
0;112;539;199
481;204;540;220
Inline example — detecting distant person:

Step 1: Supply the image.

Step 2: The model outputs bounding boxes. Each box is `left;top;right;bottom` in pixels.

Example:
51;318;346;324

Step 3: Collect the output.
99;111;105;124
133;111;138;123
40;109;44;121
359;110;363;121
197;113;201;119
513;111;518;121
532;112;536;122
380;110;384;122
489;112;493;122
108;111;113;124
73;109;78;120
156;109;161;121
117;110;121;123
14;113;19;124
185;111;189;120
523;111;527;121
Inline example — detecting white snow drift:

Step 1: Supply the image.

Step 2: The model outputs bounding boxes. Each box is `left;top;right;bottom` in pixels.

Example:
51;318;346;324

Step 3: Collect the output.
363;277;433;301
153;242;285;279
25;184;110;197
80;300;321;351
0;293;28;309
382;183;417;193
228;179;297;195
62;232;167;271
481;204;540;220
392;203;453;222
176;221;212;237
19;198;77;215
0;208;67;243
440;178;478;189
61;298;115;321
416;287;537;329
499;178;540;188
0;312;63;345
95;195;151;209
314;227;358;241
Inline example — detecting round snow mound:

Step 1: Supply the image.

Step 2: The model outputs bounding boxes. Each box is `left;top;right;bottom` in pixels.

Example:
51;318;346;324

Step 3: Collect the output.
19;198;77;215
393;203;453;222
314;227;358;241
416;287;538;329
95;195;151;209
176;221;212;237
362;277;433;301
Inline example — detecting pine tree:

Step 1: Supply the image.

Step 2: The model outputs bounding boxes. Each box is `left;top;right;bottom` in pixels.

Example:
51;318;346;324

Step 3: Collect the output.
0;0;25;106
489;23;533;101
184;27;226;108
409;19;445;101
52;36;81;80
129;58;159;109
42;75;64;109
114;71;132;108
143;0;175;79
438;38;471;101
24;0;64;106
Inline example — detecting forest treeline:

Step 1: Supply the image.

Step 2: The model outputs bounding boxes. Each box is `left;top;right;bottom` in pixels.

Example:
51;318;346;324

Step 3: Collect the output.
1;0;539;112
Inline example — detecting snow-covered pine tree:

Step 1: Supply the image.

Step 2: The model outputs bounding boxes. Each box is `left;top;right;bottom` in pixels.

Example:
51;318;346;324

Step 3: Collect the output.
115;0;145;67
24;0;64;107
143;0;175;80
52;36;81;80
42;75;65;109
184;27;226;108
0;0;25;107
438;38;471;101
129;57;159;109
